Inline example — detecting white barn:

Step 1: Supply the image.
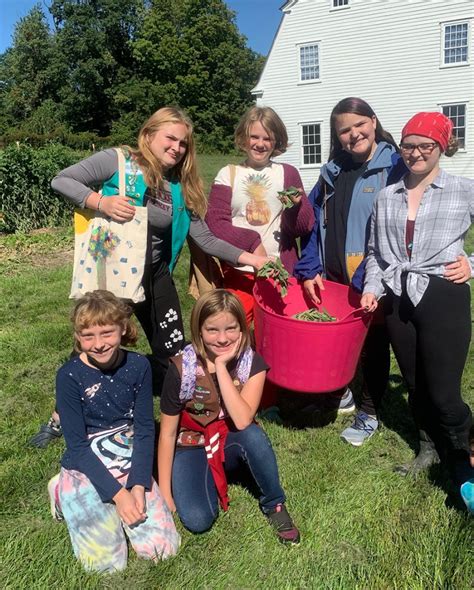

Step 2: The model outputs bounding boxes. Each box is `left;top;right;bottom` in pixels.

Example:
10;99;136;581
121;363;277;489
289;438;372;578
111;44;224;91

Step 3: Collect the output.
253;0;474;190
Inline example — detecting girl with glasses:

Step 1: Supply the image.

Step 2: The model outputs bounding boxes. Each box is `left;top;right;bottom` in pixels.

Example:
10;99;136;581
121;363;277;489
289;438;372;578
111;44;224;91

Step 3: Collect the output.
362;112;473;507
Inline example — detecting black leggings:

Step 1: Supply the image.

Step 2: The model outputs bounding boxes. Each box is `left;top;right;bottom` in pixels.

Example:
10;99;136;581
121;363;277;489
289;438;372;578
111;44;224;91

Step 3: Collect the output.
133;261;185;394
384;276;472;453
358;321;391;416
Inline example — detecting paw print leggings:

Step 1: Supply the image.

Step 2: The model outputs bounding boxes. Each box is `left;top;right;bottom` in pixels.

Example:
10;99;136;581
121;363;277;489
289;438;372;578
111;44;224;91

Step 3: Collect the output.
134;260;186;395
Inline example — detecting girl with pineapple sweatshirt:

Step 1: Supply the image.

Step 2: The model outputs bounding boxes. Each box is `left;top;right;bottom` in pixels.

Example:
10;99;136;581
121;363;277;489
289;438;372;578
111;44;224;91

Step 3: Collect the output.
205;106;314;325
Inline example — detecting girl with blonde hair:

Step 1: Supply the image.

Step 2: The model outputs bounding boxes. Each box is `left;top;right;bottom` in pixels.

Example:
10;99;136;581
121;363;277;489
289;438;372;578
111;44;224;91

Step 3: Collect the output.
50;106;268;397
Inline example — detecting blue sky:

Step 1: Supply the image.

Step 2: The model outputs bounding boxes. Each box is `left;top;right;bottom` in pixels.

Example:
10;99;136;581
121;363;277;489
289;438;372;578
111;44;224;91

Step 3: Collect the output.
0;0;284;56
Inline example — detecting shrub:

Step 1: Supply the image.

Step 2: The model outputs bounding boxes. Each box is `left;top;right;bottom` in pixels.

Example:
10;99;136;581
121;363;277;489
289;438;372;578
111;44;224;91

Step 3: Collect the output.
0;143;82;233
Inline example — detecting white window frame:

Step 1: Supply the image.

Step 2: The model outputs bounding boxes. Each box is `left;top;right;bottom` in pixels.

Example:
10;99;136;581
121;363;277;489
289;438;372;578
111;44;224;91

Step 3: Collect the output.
297;42;321;84
440;20;470;68
439;102;468;151
300;122;323;168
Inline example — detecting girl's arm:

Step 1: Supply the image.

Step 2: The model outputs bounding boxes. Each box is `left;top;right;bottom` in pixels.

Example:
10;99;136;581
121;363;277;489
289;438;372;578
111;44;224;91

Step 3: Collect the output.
126;358;155;492
56;367;123;503
205;176;262;252
158;413;180;513
293;178;324;280
214;344;266;430
51;148;134;221
188;218;269;269
362;205;385;300
280;165;315;238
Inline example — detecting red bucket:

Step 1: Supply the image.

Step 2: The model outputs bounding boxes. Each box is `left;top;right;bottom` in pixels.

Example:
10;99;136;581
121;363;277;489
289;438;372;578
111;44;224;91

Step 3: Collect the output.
253;278;372;393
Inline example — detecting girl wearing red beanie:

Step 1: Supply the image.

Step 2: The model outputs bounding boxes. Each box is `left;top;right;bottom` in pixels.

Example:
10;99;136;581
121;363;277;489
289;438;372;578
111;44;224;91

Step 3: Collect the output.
362;112;473;508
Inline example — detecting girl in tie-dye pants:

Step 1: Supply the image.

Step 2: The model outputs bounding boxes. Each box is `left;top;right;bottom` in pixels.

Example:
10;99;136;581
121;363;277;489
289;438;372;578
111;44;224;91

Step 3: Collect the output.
56;426;180;572
52;290;180;572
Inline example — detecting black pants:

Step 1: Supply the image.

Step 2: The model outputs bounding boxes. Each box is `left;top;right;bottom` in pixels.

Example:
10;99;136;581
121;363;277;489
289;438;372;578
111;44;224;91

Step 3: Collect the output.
358;321;391;416
133;261;185;395
384;276;472;455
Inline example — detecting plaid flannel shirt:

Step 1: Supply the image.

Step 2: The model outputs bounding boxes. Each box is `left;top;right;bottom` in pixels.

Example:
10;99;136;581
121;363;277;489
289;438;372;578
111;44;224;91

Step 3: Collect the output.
364;169;474;306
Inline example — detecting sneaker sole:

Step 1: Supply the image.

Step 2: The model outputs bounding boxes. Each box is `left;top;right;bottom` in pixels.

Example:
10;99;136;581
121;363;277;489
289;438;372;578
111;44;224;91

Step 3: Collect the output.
340;435;365;447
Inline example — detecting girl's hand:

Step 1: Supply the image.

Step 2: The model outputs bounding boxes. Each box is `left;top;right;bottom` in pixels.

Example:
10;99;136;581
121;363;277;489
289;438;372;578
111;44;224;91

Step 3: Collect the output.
131;485;146;516
250;254;273;271
361;293;378;312
100;195;135;222
162;491;176;513
303;275;325;305
444;255;472;284
113;487;146;526
289;188;303;206
214;334;242;367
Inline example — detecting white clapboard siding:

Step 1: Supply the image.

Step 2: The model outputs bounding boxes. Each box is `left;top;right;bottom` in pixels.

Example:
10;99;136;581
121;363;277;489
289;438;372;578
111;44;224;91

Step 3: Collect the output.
254;0;474;191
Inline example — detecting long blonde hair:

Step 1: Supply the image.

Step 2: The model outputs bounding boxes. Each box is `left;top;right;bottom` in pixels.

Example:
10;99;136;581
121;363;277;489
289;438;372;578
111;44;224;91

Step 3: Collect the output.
129;106;206;218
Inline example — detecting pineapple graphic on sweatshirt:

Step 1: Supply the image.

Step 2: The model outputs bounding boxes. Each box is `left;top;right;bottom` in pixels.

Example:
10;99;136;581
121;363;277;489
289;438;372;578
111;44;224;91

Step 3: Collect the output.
244;173;272;226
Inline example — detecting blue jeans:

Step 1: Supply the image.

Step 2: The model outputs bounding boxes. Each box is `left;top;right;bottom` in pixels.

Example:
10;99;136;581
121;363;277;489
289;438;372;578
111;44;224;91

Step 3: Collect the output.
172;423;286;533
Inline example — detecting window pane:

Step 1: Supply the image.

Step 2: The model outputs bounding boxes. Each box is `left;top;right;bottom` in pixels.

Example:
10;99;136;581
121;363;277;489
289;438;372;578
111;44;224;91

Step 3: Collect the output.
302;124;322;164
444;23;469;64
442;104;466;149
300;45;320;81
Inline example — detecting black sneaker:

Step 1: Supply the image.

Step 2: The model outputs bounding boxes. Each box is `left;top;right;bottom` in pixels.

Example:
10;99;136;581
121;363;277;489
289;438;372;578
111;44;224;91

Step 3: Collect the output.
29;418;62;448
265;504;300;545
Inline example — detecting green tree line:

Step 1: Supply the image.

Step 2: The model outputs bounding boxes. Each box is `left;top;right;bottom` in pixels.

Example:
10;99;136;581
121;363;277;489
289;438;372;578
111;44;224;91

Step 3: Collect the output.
0;0;264;151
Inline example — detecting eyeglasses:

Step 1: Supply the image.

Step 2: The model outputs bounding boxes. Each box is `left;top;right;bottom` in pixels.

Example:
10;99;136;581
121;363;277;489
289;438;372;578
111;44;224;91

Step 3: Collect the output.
399;142;438;155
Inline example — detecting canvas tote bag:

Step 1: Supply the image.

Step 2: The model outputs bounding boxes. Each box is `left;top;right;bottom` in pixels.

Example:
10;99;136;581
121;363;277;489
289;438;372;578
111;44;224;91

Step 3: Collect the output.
69;148;148;303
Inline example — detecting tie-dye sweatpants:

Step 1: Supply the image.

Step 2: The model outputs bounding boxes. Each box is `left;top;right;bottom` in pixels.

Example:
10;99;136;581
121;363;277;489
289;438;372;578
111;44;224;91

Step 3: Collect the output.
58;426;180;572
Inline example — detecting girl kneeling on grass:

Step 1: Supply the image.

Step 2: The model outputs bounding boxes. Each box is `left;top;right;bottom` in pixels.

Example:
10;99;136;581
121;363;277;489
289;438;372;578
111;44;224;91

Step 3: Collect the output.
158;289;300;544
51;290;180;572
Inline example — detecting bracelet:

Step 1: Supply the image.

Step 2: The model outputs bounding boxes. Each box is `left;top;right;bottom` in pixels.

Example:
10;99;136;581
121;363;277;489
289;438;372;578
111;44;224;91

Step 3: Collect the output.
97;195;104;212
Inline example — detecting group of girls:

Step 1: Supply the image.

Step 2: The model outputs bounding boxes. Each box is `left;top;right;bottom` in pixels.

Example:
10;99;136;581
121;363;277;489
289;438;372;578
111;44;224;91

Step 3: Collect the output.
44;99;472;572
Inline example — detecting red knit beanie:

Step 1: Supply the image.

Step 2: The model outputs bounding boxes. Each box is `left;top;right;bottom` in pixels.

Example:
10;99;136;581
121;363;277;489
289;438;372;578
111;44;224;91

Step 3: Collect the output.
401;112;453;152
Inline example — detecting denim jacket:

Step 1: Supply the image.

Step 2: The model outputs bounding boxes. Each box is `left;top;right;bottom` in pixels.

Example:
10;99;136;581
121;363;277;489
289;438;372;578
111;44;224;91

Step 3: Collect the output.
294;142;406;292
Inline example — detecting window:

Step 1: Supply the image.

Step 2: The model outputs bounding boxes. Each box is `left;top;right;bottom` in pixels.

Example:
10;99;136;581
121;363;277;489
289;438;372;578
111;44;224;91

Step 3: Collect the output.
301;124;322;165
333;0;349;7
299;44;320;82
442;22;469;65
442;103;467;149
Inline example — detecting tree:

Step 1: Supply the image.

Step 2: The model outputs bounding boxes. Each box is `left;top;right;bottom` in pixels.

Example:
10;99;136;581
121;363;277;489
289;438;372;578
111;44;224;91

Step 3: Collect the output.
50;0;145;134
0;6;59;130
126;0;263;149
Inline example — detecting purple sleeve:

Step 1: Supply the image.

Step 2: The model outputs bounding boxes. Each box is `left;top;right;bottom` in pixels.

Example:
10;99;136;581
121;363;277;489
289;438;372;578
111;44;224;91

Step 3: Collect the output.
126;359;155;491
280;164;315;238
56;368;122;502
205;183;262;252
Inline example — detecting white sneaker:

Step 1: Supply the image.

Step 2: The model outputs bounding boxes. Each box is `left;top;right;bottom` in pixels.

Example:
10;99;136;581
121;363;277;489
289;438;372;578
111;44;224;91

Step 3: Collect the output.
333;388;356;415
341;411;379;447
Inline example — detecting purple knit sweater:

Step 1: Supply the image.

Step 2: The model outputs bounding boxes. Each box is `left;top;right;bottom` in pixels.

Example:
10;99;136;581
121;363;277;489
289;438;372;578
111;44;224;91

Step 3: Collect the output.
205;163;314;273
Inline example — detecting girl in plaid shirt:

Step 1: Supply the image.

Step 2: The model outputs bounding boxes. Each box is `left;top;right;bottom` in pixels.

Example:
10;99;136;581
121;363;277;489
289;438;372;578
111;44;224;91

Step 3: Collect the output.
362;112;473;508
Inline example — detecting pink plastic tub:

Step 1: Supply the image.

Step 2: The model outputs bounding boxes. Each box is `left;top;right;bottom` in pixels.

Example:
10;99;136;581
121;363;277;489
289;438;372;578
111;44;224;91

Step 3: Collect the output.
253;278;372;393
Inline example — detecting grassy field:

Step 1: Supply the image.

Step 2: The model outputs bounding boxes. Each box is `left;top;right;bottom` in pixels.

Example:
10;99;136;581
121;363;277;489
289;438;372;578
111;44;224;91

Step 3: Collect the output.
0;154;473;589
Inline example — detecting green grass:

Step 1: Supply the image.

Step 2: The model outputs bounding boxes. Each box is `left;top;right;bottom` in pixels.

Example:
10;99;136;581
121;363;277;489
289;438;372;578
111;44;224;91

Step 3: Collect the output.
0;154;473;589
